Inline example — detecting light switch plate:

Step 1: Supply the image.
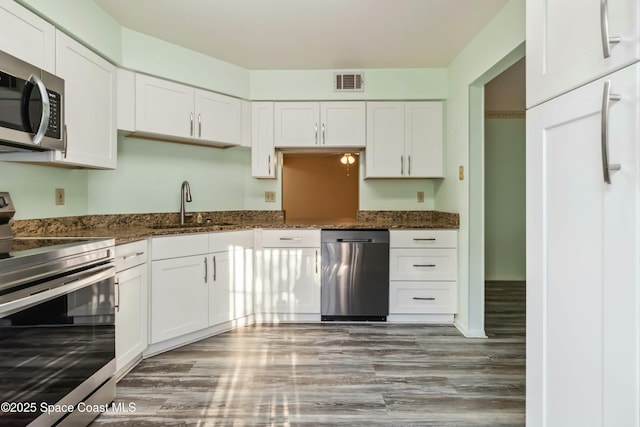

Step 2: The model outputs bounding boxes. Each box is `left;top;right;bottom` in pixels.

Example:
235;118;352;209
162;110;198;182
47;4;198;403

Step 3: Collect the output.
265;191;276;203
458;165;465;181
55;188;65;205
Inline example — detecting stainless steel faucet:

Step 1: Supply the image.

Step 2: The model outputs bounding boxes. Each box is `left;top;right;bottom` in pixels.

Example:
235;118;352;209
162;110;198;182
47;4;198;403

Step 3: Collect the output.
180;180;193;225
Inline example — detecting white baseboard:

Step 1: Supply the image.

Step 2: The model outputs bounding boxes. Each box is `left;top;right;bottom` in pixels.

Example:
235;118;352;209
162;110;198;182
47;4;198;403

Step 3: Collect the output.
454;320;487;338
387;314;454;324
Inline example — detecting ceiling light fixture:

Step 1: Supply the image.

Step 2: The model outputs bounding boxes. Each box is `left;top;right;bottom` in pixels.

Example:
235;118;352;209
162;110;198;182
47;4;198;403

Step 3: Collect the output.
340;153;355;165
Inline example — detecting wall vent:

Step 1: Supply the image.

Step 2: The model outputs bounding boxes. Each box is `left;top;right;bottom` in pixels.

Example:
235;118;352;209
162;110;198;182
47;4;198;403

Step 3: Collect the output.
334;72;364;92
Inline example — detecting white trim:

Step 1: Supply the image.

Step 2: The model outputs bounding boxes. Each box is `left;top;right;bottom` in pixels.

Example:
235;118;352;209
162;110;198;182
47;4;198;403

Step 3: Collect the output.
454;319;487;338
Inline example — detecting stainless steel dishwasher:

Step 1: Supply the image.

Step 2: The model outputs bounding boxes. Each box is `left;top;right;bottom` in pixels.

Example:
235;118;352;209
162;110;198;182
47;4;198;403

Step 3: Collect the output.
321;229;389;321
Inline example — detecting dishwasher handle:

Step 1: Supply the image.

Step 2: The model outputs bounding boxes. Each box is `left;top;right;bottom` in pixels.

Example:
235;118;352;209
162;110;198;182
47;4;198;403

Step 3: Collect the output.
337;238;373;243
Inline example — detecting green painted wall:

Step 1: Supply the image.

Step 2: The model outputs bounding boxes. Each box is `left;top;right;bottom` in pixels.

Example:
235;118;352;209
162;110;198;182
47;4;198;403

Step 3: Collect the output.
0;162;88;220
433;0;525;336
120;28;250;99
484;118;526;281
250;68;447;100
87;136;248;214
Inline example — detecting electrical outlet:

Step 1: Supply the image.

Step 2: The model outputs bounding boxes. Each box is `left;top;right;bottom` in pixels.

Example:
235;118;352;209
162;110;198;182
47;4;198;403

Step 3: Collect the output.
417;191;425;203
265;191;276;203
458;165;465;181
55;188;65;205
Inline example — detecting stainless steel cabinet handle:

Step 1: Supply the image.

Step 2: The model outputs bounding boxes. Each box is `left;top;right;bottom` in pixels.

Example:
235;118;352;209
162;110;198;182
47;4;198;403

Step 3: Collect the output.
408;155;411;176
198;114;202;138
204;257;208;283
190;113;194;136
413;297;435;301
413;238;436;242
322;123;325;144
27;74;51;146
114;278;120;312
601;80;622;184
413;264;436;268
315;123;318;145
600;0;621;58
213;255;217;282
280;237;303;241
122;251;144;261
401;155;404;175
268;155;271;175
315;250;318;273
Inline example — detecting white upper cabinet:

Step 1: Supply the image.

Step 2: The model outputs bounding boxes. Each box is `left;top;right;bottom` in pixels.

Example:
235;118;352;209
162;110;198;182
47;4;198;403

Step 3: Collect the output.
240;100;252;148
0;0;55;73
527;0;640;108
251;102;276;178
274;102;365;148
194;89;241;145
55;31;117;169
366;101;443;178
134;74;241;147
135;74;194;140
321;102;366;147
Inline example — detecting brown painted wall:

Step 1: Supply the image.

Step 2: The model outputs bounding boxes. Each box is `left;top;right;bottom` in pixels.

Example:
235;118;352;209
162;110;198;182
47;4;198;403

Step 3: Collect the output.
282;153;359;221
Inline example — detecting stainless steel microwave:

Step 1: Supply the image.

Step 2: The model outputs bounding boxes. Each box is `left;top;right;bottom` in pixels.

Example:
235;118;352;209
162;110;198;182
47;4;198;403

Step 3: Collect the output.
0;50;64;153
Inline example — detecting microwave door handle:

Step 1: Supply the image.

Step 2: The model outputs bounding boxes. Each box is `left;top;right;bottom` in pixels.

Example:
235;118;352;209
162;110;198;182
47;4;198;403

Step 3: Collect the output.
26;75;50;145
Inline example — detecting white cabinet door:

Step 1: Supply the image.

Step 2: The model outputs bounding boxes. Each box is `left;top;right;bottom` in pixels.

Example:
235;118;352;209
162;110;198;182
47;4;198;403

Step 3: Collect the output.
135;74;194;139
195;89;241;145
274;102;319;147
251;102;275;178
56;32;117;169
208;251;231;326
320;102;366;148
150;255;209;343
260;247;320;316
527;0;640;108
115;263;148;374
365;102;405;178
405;102;443;178
0;0;55;72
527;65;639;426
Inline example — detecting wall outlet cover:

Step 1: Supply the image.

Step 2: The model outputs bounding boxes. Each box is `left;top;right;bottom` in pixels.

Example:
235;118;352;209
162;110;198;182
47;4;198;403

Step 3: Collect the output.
417;191;425;203
265;191;276;203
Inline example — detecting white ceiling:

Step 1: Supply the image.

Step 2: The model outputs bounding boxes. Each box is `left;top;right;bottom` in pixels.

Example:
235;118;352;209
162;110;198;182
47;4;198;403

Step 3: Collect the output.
92;0;509;70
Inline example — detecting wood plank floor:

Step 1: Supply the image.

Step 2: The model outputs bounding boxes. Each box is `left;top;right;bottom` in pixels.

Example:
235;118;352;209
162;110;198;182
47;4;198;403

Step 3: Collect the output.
93;282;525;426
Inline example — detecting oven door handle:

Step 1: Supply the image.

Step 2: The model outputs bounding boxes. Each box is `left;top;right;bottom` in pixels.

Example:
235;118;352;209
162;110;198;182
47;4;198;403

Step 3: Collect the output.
0;266;115;318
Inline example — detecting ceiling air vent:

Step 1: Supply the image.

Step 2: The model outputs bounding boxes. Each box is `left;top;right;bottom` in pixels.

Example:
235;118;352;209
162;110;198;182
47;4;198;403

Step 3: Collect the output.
334;72;364;92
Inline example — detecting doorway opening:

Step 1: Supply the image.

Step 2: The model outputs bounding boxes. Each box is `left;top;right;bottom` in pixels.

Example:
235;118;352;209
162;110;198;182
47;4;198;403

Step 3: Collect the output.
483;58;526;337
467;42;524;337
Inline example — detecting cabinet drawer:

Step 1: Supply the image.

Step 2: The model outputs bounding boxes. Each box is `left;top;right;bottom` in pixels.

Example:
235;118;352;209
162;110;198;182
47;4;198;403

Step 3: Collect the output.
115;240;148;272
209;230;254;253
390;249;457;281
151;234;209;260
389;282;456;314
390;229;457;248
261;229;320;247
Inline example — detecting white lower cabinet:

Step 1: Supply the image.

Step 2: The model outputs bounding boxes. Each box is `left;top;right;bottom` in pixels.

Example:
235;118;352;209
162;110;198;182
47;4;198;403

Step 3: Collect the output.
254;229;321;321
150;234;209;344
114;240;148;377
150;254;209;343
149;231;253;351
208;230;254;326
388;229;457;322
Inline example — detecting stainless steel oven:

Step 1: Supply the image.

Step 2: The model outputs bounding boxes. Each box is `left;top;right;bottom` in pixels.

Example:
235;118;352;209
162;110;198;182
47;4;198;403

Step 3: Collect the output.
0;195;116;426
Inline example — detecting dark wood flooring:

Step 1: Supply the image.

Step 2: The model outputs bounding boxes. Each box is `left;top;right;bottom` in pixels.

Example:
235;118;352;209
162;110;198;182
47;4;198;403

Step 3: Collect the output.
93;281;525;426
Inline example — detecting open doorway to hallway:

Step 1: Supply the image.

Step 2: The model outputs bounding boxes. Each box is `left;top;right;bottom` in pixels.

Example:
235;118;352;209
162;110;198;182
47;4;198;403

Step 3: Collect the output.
483;58;526;336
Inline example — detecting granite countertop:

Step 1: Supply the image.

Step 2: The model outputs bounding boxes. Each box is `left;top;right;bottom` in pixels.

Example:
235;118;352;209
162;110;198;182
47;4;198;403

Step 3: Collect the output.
10;210;459;245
